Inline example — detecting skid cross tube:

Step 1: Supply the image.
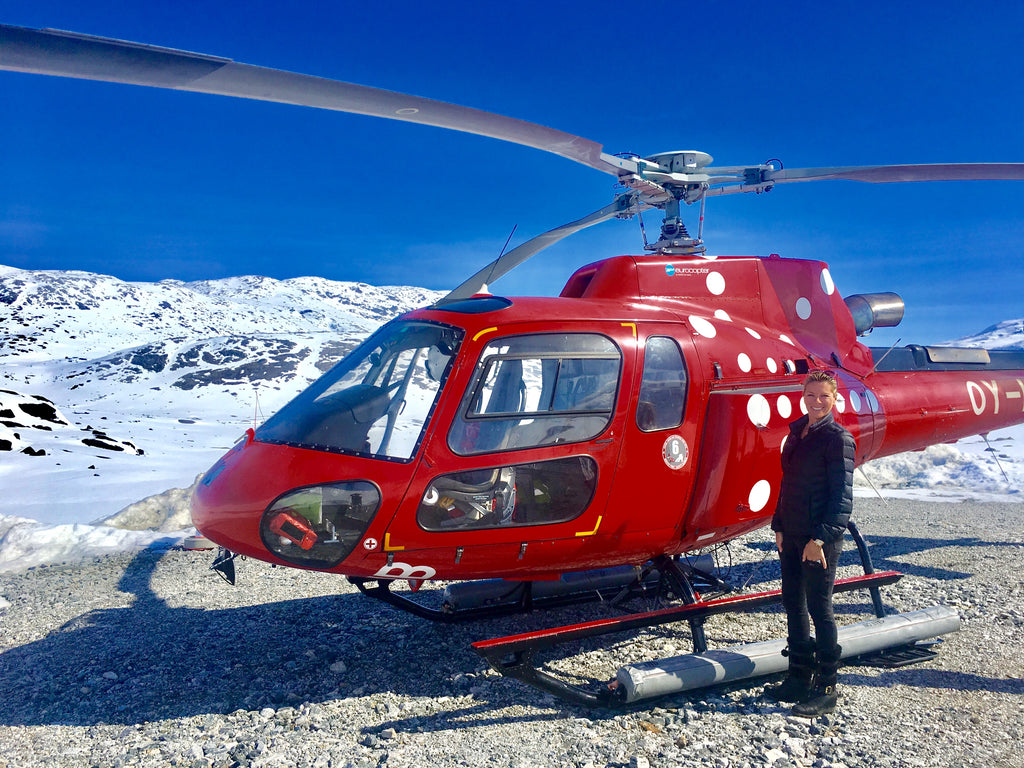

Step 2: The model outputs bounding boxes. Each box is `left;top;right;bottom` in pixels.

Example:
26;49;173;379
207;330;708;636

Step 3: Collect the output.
348;558;719;623
472;571;902;706
348;575;535;622
846;519;887;618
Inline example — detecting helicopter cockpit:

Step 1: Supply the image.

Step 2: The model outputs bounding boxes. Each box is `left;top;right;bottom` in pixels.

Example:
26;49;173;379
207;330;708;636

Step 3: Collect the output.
251;322;619;559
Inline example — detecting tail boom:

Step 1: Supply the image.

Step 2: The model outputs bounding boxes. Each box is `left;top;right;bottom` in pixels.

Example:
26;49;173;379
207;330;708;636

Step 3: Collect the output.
865;366;1024;459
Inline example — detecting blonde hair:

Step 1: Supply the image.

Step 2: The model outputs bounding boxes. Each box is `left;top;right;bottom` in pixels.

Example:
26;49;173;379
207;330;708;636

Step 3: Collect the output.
803;370;838;394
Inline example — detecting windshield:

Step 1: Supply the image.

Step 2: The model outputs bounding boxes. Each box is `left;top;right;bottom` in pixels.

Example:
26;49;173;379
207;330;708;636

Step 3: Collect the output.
257;320;464;461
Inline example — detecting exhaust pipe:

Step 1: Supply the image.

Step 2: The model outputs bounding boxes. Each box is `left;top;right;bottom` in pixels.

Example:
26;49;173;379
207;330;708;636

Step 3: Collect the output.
845;292;905;335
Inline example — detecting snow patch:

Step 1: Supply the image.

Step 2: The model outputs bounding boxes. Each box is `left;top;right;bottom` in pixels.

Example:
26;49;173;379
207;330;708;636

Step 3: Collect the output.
0;514;185;574
97;475;202;531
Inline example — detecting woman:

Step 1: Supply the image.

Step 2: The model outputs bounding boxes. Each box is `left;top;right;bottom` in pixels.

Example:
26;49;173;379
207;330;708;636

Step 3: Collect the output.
765;371;855;716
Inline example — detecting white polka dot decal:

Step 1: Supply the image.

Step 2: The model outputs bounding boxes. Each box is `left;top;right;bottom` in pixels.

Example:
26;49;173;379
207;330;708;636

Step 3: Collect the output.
714;309;732;322
795;297;812;320
835;393;846;414
777;395;792;419
849;390;862;413
747;394;771;428
780;334;795;346
738;353;752;372
745;327;761;339
689;315;717;338
766;357;778;374
707;271;726;295
820;268;835;296
866;390;880;413
749;480;772;513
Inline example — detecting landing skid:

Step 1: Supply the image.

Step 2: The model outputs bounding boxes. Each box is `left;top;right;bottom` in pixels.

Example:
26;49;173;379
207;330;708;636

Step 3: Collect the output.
469;522;957;706
471;571;904;707
350;522;959;707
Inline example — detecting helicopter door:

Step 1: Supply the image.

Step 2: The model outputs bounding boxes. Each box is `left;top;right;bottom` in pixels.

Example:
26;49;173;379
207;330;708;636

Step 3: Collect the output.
683;382;799;543
391;329;630;544
605;331;701;539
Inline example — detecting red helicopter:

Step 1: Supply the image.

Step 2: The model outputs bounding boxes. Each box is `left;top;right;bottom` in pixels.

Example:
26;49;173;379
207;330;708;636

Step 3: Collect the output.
4;25;1024;705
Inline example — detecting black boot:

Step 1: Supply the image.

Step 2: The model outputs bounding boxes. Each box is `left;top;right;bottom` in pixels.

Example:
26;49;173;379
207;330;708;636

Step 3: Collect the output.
792;644;841;717
764;640;816;703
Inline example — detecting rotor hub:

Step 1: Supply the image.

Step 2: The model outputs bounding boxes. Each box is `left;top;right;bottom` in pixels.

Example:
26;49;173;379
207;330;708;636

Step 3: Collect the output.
644;150;714;174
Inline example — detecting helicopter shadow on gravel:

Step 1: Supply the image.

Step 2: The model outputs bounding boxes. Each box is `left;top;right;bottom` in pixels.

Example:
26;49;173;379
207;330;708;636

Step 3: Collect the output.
0;548;554;728
3;534;1018;730
741;532;1023;584
841;665;1024;696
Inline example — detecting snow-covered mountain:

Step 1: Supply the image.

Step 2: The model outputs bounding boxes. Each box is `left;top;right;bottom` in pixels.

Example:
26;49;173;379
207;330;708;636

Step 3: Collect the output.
0;263;1020;572
0;264;441;528
942;319;1024;349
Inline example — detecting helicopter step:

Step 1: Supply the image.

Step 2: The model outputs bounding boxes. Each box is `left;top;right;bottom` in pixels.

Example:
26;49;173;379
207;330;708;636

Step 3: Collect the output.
472;571;905;707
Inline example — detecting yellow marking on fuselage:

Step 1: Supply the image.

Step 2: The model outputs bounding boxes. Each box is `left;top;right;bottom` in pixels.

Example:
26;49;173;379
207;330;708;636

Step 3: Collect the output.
575;516;603;537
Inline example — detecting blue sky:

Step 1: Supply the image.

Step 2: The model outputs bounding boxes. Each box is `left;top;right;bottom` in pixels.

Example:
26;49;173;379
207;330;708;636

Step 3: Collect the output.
1;0;1022;346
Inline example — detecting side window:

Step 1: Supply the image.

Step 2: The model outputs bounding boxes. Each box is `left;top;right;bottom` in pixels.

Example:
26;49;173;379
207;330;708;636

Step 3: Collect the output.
417;456;597;531
636;336;687;432
448;333;621;455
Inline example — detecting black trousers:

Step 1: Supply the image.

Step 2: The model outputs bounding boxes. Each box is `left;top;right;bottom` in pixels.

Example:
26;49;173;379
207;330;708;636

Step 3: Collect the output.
778;535;843;657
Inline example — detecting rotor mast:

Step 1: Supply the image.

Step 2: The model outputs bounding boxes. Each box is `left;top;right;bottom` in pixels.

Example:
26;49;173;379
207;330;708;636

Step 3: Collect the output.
609;150;782;256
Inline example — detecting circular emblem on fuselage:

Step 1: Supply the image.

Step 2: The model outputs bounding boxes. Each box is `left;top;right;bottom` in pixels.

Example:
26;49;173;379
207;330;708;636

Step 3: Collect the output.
662;435;689;470
665;264;676;276
362;538;379;551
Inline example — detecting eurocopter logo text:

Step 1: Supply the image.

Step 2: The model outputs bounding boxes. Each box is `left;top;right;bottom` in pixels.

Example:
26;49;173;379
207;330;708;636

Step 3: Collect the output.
665;265;711;277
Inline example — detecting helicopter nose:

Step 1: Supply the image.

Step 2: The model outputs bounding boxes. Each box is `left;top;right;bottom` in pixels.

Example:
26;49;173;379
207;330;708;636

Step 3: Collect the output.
191;440;382;569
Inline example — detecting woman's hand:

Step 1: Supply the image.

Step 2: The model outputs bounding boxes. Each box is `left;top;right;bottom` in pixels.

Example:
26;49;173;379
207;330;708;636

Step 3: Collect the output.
802;539;827;567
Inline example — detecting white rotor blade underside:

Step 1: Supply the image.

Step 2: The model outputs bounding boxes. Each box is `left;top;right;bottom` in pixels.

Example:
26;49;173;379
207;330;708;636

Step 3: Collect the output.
767;164;1024;184
0;24;627;177
4;23;1023;284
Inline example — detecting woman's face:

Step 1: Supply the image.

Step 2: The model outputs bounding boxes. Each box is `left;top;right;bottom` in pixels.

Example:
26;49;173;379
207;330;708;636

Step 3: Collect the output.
803;381;837;424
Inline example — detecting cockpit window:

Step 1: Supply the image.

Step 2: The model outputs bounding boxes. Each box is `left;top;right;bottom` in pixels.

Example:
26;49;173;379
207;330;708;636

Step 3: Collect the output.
448;333;620;455
636;336;688;432
256;321;463;461
417;456;598;531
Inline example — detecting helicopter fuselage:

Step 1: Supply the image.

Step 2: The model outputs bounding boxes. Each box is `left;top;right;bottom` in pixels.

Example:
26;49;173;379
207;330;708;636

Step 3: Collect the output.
191;253;1024;582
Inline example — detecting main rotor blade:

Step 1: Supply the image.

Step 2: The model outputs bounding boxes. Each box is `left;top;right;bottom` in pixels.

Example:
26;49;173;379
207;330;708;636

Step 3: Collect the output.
436;195;640;306
0;24;630;178
767;163;1024;184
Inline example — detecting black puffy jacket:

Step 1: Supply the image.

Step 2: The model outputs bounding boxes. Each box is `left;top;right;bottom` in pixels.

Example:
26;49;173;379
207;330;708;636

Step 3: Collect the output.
770;412;855;543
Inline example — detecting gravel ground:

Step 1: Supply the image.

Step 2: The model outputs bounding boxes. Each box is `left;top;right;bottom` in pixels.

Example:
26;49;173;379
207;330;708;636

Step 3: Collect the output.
1;498;1022;768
